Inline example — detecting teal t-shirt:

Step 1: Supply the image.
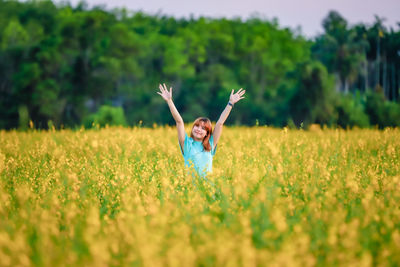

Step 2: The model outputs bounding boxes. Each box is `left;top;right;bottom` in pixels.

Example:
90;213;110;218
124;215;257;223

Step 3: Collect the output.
179;133;217;177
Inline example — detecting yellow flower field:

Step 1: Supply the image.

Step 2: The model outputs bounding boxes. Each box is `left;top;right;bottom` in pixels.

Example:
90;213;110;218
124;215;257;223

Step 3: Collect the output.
0;126;399;266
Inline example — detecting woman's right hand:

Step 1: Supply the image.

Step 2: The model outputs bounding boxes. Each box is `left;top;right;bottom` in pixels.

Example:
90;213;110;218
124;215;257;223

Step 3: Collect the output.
157;83;172;101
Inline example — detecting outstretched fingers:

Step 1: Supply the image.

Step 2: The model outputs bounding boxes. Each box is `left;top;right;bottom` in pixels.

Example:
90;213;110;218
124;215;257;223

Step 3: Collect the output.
163;83;169;91
238;88;246;96
163;83;173;95
232;88;245;96
159;84;165;93
230;88;246;103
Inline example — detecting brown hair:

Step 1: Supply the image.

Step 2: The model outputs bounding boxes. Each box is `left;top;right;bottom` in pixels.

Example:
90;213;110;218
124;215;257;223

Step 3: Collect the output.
191;117;213;152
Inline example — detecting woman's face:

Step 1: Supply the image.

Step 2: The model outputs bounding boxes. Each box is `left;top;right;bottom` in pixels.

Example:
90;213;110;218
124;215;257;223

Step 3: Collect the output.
192;123;207;141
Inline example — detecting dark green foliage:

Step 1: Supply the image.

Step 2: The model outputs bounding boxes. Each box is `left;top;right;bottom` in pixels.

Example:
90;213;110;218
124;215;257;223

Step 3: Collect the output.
84;105;127;128
365;91;400;128
312;11;367;93
335;93;370;128
289;61;336;127
0;1;399;129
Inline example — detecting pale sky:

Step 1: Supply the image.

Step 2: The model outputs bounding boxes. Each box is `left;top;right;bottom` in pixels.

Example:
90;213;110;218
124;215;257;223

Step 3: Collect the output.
63;0;399;38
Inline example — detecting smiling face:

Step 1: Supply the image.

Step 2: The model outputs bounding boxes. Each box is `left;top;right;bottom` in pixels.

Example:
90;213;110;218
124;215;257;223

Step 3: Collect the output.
191;118;212;142
192;123;207;141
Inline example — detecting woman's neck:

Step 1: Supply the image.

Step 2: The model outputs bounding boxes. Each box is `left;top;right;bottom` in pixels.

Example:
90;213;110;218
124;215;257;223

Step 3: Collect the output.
192;136;203;142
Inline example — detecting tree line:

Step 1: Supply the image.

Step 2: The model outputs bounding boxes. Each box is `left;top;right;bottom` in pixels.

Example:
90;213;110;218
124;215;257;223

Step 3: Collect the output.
0;0;399;129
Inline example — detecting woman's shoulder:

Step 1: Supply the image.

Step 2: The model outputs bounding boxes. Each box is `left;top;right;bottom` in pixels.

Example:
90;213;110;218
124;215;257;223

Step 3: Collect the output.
185;134;195;145
209;135;215;145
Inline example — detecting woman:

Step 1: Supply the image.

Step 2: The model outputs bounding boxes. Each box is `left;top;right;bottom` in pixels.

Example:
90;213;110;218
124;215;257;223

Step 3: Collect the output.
157;83;245;177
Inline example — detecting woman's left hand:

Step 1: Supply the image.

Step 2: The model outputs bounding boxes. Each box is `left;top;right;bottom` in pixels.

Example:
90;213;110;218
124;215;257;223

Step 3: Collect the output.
229;88;246;104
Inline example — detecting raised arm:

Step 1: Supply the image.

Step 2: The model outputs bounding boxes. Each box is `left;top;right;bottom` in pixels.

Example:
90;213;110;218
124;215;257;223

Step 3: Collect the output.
213;88;246;149
157;83;185;150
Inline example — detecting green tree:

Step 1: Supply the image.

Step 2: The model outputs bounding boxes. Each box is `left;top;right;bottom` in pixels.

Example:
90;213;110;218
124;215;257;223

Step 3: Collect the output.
312;11;365;93
289;61;336;127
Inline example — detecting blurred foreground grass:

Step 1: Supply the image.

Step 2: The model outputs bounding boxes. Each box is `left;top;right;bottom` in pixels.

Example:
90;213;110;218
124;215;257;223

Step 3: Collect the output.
0;126;399;266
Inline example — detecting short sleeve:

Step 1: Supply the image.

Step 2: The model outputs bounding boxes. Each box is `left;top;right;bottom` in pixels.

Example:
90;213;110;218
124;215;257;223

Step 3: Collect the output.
210;135;217;156
179;133;191;156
